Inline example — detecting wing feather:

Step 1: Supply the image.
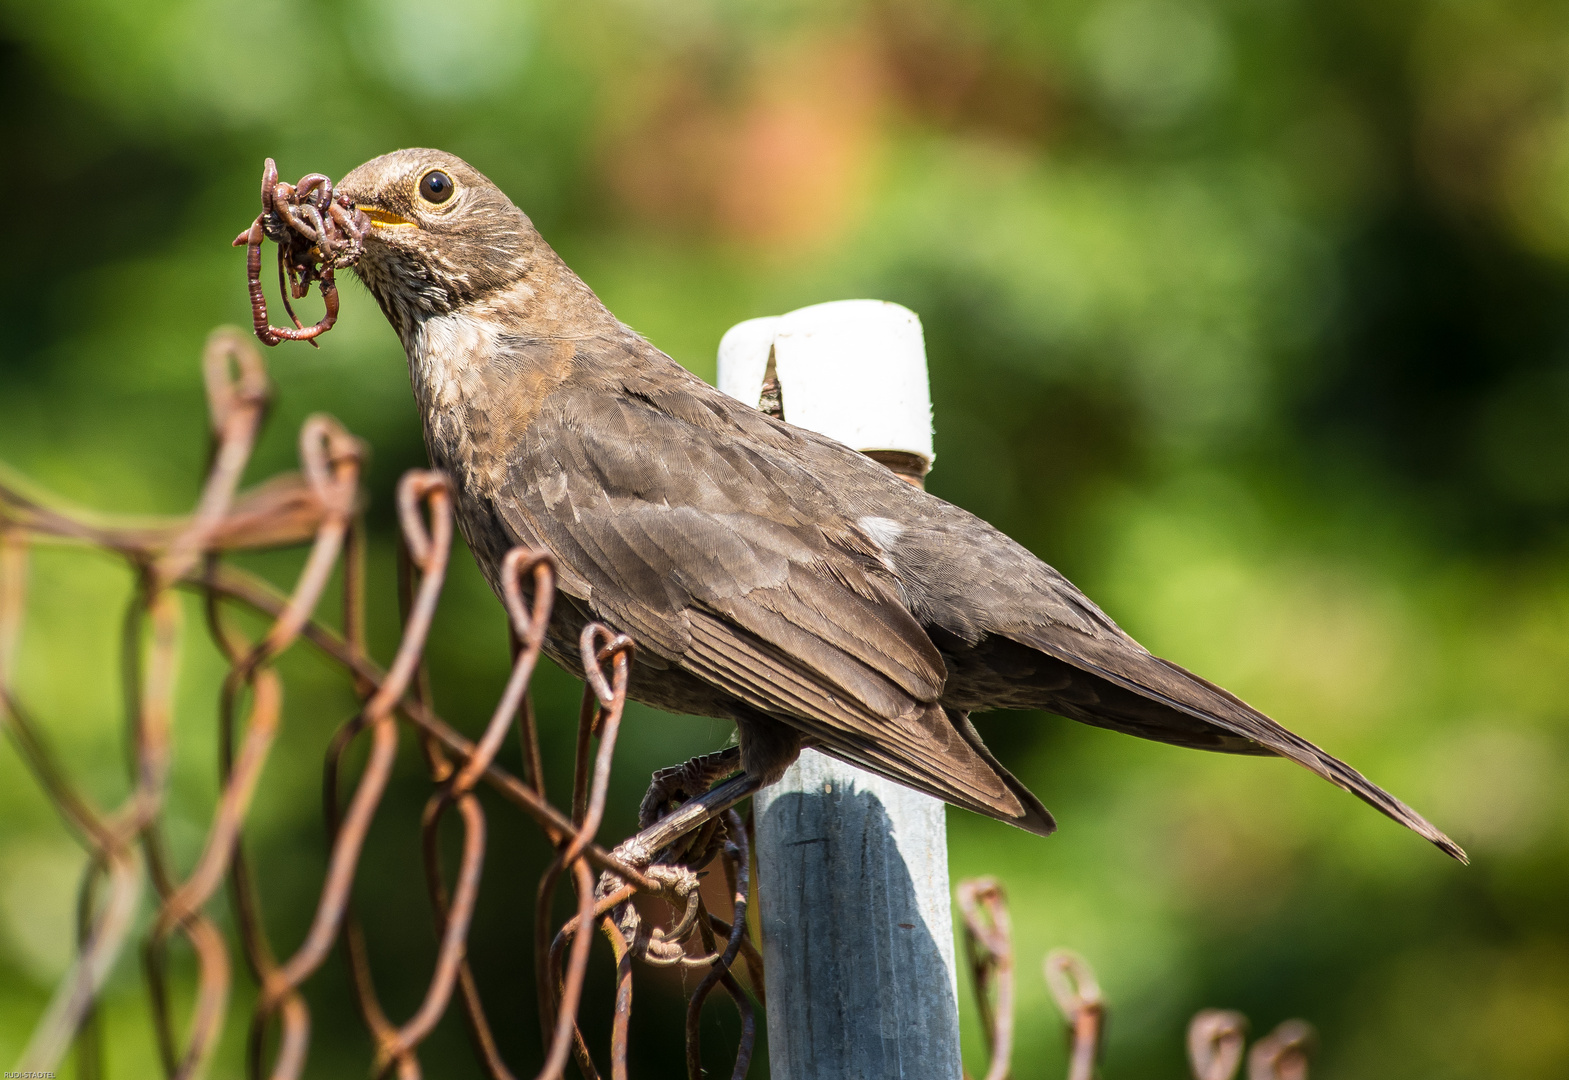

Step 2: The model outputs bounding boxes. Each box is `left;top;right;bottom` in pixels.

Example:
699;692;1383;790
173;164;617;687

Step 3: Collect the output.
493;377;1037;827
682;608;1027;823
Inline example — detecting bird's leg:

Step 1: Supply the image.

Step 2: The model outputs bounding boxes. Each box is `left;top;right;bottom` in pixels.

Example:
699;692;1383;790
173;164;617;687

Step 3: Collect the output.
636;712;803;832
638;746;742;829
735;711;803;785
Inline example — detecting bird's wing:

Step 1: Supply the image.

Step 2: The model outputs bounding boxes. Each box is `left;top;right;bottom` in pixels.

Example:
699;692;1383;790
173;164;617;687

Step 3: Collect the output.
493;372;1045;829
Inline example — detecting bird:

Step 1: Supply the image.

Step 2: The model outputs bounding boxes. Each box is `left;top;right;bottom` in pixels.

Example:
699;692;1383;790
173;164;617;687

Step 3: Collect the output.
334;148;1464;862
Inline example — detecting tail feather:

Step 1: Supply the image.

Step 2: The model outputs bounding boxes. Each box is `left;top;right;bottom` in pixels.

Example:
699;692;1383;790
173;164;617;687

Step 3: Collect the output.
1008;630;1468;863
1155;656;1468;862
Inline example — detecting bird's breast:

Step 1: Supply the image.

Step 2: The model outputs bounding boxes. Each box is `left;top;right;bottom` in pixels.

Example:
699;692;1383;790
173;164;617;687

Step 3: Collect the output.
405;310;499;487
404;306;580;504
409;309;499;417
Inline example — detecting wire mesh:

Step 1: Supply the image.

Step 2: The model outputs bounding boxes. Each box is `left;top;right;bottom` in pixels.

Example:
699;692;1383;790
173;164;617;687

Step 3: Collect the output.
0;320;1338;1080
0;328;760;1080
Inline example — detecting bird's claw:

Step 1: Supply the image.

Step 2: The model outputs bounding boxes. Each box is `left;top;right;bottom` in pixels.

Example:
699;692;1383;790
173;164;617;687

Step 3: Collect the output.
638;747;743;829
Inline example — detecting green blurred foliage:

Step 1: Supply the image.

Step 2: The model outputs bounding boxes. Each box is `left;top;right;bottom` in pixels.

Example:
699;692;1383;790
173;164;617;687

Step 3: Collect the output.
2;0;1568;1076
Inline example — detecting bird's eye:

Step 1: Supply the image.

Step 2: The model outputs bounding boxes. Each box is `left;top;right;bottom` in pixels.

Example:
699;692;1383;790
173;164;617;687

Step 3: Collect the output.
419;170;455;204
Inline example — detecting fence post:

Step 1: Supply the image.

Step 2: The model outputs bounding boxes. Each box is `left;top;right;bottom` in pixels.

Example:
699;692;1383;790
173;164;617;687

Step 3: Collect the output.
718;300;962;1079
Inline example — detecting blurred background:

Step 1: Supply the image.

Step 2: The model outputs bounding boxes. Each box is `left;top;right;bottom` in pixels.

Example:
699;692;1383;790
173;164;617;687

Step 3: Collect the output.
2;0;1568;1076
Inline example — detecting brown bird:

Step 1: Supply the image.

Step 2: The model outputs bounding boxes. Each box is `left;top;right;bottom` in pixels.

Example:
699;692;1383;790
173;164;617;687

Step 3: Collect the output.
336;149;1464;861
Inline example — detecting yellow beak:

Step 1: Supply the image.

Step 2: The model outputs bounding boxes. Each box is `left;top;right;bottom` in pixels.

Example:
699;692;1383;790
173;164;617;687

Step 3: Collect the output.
358;205;417;229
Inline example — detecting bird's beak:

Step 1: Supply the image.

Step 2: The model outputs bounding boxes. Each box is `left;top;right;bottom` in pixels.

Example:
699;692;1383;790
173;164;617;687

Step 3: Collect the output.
357;205;417;229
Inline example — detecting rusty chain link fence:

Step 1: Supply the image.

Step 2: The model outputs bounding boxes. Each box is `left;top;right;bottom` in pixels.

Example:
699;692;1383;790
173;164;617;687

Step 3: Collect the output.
0;327;1323;1080
0;327;763;1080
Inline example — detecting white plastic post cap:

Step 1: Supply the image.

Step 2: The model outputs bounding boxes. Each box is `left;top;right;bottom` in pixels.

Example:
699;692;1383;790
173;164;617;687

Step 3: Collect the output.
716;299;935;466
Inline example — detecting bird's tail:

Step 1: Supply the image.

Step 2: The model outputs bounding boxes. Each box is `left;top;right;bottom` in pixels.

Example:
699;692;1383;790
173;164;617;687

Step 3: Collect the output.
1160;656;1468;863
1007;630;1468;862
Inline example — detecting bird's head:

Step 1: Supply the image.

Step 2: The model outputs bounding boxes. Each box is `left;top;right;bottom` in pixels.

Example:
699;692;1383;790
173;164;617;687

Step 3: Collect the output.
337;149;542;333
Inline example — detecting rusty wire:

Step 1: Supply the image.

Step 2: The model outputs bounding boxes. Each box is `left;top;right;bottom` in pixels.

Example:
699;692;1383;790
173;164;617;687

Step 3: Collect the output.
1045;948;1105;1080
957;877;1014;1080
1246;1020;1315;1080
0;329;762;1079
1188;1009;1248;1080
951;882;1322;1080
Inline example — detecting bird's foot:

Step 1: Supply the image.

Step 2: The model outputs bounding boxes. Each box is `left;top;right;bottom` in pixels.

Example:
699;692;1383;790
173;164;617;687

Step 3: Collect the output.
638;746;743;829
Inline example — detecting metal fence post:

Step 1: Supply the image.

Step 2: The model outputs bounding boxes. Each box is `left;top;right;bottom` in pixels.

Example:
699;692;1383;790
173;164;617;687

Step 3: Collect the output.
718;300;963;1079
